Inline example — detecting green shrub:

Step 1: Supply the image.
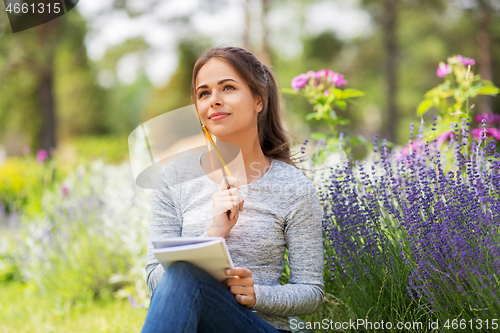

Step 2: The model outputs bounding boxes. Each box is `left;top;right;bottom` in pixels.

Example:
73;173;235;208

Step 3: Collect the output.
18;159;151;308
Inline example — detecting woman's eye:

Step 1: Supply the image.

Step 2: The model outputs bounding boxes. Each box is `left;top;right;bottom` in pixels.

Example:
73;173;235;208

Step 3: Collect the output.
223;85;235;91
199;91;209;98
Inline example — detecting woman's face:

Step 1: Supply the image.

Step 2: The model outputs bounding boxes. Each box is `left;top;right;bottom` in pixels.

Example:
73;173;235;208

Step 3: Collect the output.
195;58;263;140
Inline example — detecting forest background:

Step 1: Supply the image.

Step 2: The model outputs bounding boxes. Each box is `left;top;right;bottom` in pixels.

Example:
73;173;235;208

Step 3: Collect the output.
1;0;499;160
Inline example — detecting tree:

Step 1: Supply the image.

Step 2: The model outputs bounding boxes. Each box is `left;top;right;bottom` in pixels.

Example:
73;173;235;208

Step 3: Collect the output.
0;8;104;156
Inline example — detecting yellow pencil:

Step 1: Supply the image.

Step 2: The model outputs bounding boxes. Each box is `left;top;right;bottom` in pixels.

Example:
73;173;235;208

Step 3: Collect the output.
196;111;232;190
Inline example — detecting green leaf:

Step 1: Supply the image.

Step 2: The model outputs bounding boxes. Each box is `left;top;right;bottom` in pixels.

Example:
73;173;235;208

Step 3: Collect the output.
310;132;328;141
335;100;347;111
281;88;298;95
325;92;336;104
416;99;434;116
477;85;499;96
305;113;317;121
354;134;368;144
337;118;350;125
342;89;365;99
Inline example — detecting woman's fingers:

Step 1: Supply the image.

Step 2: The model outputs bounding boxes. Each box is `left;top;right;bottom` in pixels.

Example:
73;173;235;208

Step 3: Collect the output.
214;200;242;217
213;188;244;217
229;285;254;295
234;294;255;307
211;177;244;236
218;176;241;192
226;267;252;278
223;267;256;308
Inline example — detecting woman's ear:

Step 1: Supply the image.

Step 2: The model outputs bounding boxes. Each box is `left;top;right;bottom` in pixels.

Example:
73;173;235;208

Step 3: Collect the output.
255;96;264;113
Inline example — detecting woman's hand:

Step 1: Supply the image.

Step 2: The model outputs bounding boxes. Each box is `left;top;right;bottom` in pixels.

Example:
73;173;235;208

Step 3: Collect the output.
208;177;244;238
223;267;256;308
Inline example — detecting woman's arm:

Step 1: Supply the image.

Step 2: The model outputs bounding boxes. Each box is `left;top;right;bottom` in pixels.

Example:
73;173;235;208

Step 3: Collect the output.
251;181;324;317
145;165;211;295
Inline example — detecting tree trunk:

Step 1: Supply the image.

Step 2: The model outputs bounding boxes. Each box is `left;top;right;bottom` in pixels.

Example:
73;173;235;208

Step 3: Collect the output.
35;20;60;157
383;0;398;143
243;0;252;52
38;68;57;157
260;0;271;66
477;0;493;115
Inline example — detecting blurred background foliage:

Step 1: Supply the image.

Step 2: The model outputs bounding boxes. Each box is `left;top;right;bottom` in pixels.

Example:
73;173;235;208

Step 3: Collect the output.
0;0;499;159
1;0;499;158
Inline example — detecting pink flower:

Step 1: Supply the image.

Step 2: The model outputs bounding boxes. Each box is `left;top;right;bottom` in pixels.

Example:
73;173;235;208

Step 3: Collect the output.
36;149;48;163
62;185;69;197
291;74;309;92
324;90;330;96
457;55;475;67
307;70;320;86
436;131;456;146
471;127;500;141
302;69;348;88
327;71;348;87
333;75;348;87
475;113;500;126
401;140;422;157
436;63;451;77
315;69;334;80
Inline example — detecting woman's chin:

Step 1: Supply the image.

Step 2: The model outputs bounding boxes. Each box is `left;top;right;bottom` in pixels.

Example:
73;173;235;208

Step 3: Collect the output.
212;132;236;142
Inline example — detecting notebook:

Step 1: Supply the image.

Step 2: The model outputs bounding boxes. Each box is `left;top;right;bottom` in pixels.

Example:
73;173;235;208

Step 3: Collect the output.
151;237;234;282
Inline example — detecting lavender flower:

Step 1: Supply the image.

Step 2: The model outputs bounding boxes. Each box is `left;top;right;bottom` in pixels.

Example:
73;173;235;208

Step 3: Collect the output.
320;118;500;319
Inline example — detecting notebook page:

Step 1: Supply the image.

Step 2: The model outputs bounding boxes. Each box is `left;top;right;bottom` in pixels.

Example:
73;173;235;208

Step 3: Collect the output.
152;239;234;281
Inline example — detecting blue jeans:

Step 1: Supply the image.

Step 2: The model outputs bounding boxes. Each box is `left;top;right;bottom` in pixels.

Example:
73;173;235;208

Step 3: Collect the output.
140;261;291;333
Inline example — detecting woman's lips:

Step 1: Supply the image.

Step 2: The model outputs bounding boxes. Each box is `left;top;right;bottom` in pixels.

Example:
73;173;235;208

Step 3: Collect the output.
210;114;230;120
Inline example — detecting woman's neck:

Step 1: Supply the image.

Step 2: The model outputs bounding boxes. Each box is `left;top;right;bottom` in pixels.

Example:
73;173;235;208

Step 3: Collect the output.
214;129;271;184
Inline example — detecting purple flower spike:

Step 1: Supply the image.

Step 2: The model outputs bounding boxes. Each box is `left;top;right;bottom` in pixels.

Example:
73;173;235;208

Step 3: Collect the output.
36;149;48;163
436;63;451;77
127;294;146;308
291;74;309;92
457;55;476;67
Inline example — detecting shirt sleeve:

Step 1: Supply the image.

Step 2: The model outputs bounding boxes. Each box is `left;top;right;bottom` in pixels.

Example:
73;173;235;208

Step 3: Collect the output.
251;181;324;317
145;166;210;296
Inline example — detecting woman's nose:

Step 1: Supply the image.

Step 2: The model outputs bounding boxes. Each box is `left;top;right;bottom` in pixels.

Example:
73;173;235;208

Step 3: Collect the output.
209;91;223;108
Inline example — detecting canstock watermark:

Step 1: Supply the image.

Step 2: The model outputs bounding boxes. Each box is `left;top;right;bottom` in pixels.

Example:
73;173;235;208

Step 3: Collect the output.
3;0;79;33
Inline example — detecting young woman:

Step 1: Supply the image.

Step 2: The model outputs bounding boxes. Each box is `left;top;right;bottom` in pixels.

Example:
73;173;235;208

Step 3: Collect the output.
141;47;324;333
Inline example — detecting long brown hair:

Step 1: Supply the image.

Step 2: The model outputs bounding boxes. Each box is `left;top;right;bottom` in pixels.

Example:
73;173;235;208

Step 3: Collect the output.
191;46;296;167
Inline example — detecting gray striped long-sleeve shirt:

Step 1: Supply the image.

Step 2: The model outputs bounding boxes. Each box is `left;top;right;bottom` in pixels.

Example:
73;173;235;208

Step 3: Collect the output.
145;153;324;331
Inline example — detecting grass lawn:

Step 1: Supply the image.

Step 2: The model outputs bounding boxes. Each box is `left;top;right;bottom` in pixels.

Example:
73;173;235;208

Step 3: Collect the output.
0;281;148;333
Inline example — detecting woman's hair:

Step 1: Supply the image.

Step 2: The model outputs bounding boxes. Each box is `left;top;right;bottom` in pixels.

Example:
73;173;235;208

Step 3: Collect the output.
191;46;296;167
